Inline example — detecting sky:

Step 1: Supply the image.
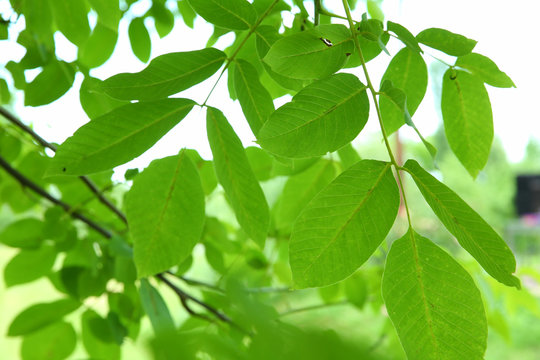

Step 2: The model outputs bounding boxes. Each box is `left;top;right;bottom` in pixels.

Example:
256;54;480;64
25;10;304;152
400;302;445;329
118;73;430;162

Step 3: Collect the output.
1;0;539;176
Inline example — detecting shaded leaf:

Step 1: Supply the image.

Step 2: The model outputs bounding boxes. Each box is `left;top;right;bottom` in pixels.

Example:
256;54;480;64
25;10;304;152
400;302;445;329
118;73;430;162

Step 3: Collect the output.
88;0;121;30
128;17;151;63
233;59;274;136
178;0;197;28
49;0;90;46
344;272;367;309
290;160;399;287
82;310;121;360
151;2;175;38
258;73;369;158
78;22;118;69
21;322;77;360
387;21;422;53
139;279;176;334
126;152;205;278
25;60;75;106
344;32;389;68
404;159;520;288
417;28;476;56
337;143;361;169
0;78;10;104
48;98;195;176
455;53;515;88
188;0;257;30
4;245;57;287
264;24;353;80
102;48;226;100
0;218;44;248
206;107;269;247
79;76;128;119
8;299;80;336
382;229;487;360
441;69;492;177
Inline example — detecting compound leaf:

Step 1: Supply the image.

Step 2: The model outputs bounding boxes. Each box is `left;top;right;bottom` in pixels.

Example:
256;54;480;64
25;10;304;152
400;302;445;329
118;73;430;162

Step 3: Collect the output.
455;53;515;88
417;28;476;56
187;0;257;30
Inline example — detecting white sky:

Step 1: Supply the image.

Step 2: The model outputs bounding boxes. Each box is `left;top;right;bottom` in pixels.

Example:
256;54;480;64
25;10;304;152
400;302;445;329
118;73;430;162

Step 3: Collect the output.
0;0;539;175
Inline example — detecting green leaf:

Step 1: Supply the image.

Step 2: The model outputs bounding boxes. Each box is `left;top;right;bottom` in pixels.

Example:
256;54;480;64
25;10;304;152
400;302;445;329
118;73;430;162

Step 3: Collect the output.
25;60;75;106
344;32;389;68
88;0;121;30
81;310;121;360
79;76;128;119
49;0;90;46
455;53;515;88
126;151;205;278
178;0;197;28
379;47;427;134
0;78;10;104
184;149;218;194
258;73;369;158
246;146;274;181
416;28;476;56
441;69;492;177
0;218;44;248
78;22;118;69
101;48;226;100
275;159;336;233
151;2;175;38
344;272;367;309
264;24;354;80
337;143;361;169
404;159;520;288
21;0;53;42
187;0;257;30
47;98;195;176
21;321;77;360
289;160;399;288
382;229;487;360
139;279;176;334
8;299;80;336
128;17;151;63
387;21;422;53
206;107;269;247
233;59;274;136
4;245;57;287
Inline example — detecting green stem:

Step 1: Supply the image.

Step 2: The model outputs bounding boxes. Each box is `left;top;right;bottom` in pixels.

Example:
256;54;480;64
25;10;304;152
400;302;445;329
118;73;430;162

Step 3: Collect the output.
202;0;280;106
314;0;321;25
341;0;413;226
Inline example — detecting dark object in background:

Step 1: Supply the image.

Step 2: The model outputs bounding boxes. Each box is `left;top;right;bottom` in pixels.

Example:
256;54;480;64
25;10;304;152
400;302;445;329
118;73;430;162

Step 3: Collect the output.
515;175;540;216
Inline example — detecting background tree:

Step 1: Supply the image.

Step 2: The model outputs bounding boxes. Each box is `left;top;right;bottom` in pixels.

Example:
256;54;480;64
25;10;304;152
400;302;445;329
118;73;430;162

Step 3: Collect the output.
0;0;537;359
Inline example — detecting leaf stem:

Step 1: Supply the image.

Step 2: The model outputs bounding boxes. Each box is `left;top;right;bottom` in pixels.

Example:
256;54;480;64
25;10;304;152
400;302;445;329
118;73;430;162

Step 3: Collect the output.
341;0;413;225
202;0;280;106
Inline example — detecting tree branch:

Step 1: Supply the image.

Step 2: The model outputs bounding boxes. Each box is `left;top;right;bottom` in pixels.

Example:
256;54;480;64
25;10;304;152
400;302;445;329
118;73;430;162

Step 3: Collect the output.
0;106;128;224
0;155;113;238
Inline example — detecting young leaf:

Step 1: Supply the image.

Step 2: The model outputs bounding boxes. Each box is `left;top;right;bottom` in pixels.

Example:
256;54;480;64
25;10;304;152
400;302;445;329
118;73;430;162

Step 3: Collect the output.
187;0;257;30
275;159;337;232
263;24;354;80
258;73;369;158
8;299;80;336
233;59;275;136
48;98;195;176
404;159;520;288
289;160;399;288
379;47;427;134
24;60;75;106
455;53;515;88
206;107;270;247
416;28;476;56
125;151;205;278
387;21;422;53
139;279;176;334
102;48;226;100
128;17;151;63
441;69;492;177
382;229;487;360
21;322;77;360
49;0;90;46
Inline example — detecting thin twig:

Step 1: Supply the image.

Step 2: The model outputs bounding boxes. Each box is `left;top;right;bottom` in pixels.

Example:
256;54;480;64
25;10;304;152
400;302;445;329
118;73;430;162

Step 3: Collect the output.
0;155;113;238
0;106;128;224
279;300;348;317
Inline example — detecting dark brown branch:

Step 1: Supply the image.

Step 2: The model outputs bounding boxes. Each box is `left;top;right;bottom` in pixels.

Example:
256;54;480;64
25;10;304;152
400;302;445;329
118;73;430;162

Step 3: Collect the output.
0;106;128;224
0;155;113;239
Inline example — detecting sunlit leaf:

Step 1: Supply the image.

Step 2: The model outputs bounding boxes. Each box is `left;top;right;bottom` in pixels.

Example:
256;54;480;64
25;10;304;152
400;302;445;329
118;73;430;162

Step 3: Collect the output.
404;159;520;288
206;107;269;247
48;98;195;176
139;279;176;334
0;218;44;248
102;48;226;100
21;322;77;360
88;0;121;30
24;60;75;106
382;229;487;360
49;0;90;46
233;59;274;136
126;151;205;278
79;76;128;119
264;24;353;80
4;245;57;287
416;28;476;56
151;1;175;38
8;299;80;336
290;160;399;287
441;69;492;177
128;17;151;63
258;73;369;158
387;21;422;53
188;0;257;30
78;22;118;69
455;53;515;88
